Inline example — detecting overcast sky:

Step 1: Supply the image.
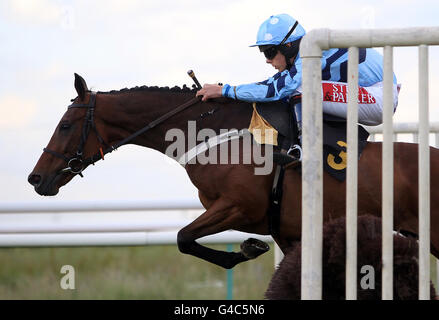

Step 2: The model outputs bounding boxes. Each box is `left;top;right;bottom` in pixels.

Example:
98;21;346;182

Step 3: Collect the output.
1;0;438;205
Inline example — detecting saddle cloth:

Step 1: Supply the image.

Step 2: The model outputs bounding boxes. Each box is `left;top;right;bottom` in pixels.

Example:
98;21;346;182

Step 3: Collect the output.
248;102;279;146
249;101;370;182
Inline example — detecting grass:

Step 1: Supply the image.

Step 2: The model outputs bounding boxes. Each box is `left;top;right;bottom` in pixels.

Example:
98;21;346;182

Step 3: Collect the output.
0;245;436;300
0;244;276;300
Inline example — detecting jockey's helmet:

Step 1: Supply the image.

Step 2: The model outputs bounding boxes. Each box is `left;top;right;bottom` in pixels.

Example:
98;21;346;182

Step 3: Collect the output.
250;14;306;68
250;14;306;48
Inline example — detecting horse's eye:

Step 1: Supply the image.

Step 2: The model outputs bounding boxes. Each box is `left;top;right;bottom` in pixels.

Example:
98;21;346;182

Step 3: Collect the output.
60;123;71;130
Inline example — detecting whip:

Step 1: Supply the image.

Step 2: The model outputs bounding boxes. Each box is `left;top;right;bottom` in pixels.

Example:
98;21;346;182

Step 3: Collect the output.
187;69;202;89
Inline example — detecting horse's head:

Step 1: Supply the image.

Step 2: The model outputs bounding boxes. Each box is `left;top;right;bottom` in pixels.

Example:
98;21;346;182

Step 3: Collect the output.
28;73;256;196
28;73;106;196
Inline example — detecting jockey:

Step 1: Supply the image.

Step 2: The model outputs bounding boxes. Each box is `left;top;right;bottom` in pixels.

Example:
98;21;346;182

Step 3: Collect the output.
196;13;400;127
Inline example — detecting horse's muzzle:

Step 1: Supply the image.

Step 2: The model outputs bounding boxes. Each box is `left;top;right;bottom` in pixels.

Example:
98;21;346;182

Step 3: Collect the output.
27;172;60;196
28;173;42;188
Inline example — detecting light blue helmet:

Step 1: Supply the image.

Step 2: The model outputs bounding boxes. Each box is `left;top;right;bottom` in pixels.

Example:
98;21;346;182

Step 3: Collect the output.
250;14;306;47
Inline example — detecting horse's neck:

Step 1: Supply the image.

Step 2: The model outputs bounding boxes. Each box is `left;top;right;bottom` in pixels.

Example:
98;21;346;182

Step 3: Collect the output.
98;91;253;155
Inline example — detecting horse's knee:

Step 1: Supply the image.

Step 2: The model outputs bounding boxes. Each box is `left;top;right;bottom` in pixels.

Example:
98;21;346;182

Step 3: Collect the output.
177;230;192;254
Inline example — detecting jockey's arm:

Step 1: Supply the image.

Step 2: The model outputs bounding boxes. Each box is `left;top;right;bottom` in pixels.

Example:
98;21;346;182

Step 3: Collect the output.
196;66;302;102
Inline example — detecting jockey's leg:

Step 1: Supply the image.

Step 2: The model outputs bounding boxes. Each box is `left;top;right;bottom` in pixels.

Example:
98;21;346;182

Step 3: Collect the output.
285;100;302;161
292;102;302;141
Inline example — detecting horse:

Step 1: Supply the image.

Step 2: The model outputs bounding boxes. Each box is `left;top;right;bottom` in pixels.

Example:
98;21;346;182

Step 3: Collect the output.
265;215;438;300
28;73;439;269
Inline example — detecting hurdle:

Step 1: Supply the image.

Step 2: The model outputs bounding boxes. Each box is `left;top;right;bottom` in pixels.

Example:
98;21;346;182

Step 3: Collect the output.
300;27;439;300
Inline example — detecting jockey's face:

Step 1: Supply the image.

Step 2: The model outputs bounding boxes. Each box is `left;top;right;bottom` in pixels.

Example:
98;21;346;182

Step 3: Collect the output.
266;50;288;72
264;42;296;73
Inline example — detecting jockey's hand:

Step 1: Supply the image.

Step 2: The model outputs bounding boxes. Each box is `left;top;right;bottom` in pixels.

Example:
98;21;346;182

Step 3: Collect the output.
196;84;223;102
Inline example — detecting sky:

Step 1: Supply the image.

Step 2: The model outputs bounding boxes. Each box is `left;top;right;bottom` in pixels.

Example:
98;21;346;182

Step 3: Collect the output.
1;0;439;205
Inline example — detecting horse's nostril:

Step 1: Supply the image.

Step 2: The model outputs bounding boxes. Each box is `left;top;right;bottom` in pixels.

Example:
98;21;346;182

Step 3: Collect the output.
28;173;42;187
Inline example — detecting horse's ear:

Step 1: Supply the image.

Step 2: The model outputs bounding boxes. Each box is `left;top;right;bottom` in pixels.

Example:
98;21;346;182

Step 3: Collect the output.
74;73;88;100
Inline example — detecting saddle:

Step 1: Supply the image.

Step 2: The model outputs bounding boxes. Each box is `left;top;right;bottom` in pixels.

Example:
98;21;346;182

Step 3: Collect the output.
254;98;370;181
254;100;291;143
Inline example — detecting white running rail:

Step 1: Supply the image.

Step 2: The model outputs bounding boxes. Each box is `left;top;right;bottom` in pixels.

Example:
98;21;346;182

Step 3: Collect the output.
300;26;439;300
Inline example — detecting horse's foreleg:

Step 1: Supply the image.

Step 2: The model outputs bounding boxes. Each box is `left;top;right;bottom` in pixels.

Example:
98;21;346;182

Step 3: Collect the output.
177;198;269;269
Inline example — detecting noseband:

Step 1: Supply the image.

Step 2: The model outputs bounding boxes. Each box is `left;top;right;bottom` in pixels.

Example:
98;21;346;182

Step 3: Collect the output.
43;91;200;177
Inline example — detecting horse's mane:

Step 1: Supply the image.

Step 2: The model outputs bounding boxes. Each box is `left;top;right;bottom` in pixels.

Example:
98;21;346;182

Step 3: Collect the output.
97;84;197;95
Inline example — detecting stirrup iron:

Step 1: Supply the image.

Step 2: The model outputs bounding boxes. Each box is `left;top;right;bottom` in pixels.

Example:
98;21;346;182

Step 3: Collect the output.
287;144;302;162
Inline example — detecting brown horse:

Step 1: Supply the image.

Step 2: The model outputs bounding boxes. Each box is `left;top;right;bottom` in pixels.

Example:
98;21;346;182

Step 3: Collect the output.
28;74;439;269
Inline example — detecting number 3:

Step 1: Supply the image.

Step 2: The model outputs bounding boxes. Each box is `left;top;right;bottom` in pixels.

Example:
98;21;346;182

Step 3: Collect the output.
327;141;347;170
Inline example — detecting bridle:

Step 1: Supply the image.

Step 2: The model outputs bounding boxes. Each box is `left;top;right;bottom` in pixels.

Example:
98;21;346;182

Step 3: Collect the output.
43;91;200;177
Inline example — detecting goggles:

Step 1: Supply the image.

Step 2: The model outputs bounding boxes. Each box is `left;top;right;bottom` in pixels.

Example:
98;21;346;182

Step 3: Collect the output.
263;46;279;60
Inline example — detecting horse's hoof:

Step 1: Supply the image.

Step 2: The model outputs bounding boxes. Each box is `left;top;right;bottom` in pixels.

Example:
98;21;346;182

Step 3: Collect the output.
240;238;270;259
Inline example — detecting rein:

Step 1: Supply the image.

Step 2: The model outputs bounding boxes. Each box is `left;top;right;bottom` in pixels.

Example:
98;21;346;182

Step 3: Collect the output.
44;91;201;177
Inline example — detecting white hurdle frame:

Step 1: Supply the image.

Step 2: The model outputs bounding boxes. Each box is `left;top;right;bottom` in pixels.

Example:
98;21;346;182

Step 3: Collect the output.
300;27;439;300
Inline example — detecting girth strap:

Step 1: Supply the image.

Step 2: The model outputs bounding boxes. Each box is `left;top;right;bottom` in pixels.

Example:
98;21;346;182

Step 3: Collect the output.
267;164;285;239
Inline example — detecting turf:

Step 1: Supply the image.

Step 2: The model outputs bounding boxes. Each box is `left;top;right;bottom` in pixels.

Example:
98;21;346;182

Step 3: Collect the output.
0;244;275;300
0;245;436;299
